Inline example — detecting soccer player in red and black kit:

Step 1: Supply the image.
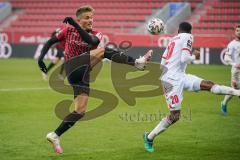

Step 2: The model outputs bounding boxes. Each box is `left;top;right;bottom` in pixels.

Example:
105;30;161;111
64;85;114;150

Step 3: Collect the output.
41;28;66;80
38;5;152;154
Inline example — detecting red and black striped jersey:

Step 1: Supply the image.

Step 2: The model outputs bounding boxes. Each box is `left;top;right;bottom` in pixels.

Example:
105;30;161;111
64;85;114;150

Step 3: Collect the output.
55;40;65;50
56;26;102;60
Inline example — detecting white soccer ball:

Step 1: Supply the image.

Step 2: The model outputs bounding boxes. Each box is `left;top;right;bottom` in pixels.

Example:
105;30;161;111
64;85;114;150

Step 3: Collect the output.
147;18;164;35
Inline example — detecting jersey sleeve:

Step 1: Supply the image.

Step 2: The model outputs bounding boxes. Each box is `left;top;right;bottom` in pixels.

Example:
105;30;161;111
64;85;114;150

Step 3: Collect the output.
182;35;193;55
55;27;68;41
181;35;195;63
224;42;235;66
225;42;234;57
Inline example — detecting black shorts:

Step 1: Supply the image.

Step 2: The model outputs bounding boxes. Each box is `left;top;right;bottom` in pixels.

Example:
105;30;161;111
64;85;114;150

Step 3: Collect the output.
56;48;64;58
64;53;90;98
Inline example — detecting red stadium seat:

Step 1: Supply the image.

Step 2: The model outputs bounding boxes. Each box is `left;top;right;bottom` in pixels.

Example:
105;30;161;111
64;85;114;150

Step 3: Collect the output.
3;0;211;34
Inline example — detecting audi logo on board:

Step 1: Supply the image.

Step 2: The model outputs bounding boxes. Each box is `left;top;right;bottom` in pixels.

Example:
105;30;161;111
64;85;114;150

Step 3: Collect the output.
0;33;12;58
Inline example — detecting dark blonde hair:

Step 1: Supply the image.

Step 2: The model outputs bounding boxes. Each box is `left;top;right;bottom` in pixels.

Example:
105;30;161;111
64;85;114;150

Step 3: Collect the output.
76;5;94;18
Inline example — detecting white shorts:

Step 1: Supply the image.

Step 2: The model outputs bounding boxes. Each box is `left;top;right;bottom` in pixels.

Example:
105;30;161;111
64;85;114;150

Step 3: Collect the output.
161;73;203;111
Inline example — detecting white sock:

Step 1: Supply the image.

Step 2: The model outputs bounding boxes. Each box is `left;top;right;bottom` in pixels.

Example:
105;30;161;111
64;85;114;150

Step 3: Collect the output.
222;95;233;105
147;117;171;140
210;85;240;96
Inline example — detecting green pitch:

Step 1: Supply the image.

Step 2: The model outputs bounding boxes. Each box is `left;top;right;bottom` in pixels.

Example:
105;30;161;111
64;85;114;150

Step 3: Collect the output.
0;59;239;160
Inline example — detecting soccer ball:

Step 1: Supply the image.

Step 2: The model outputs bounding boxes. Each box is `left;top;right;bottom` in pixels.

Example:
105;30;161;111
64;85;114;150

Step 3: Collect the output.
147;18;164;35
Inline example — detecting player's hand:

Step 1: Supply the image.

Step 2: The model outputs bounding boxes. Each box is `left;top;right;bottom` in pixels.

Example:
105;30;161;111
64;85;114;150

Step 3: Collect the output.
38;60;47;73
63;17;78;27
193;49;200;59
235;64;240;70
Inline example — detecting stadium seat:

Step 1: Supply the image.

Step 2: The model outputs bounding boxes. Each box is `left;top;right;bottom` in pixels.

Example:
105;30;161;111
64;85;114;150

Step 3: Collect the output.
3;0;204;34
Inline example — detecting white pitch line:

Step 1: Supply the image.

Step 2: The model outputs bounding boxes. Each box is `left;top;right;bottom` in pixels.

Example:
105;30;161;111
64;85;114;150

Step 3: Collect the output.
0;87;51;92
0;79;44;82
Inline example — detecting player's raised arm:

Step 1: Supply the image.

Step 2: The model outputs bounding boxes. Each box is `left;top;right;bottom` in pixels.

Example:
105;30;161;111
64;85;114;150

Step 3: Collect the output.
38;36;59;62
37;36;60;73
38;26;67;73
180;36;199;63
63;17;100;46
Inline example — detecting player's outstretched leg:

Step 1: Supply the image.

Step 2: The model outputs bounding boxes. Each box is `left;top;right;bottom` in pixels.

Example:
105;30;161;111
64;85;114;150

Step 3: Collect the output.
200;80;240;96
89;47;152;70
220;80;239;114
143;110;180;152
199;80;240;114
103;46;152;70
135;50;153;70
221;95;233;114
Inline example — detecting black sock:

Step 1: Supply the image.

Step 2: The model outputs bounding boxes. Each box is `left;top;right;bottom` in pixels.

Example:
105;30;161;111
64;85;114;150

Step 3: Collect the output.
47;62;55;73
104;47;135;66
54;111;85;137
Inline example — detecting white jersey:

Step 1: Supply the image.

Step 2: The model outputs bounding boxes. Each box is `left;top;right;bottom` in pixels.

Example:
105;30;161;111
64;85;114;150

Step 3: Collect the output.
160;33;203;111
161;33;194;76
225;39;240;73
226;39;240;65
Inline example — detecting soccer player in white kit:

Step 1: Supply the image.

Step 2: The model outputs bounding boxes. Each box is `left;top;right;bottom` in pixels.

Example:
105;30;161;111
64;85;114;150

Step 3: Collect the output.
143;22;240;153
221;24;240;114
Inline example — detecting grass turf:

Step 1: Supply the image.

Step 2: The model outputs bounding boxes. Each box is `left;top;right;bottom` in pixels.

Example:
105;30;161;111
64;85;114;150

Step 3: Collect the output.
0;59;239;160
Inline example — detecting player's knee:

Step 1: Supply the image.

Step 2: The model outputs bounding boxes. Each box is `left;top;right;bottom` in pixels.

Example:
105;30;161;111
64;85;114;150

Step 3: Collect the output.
200;80;215;90
75;108;86;116
74;99;87;114
75;104;87;113
77;111;85;117
204;80;215;86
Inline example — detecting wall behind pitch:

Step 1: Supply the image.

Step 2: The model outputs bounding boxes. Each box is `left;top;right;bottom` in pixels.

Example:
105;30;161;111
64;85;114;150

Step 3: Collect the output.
0;43;228;65
0;44;57;59
1;31;231;64
125;47;227;65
